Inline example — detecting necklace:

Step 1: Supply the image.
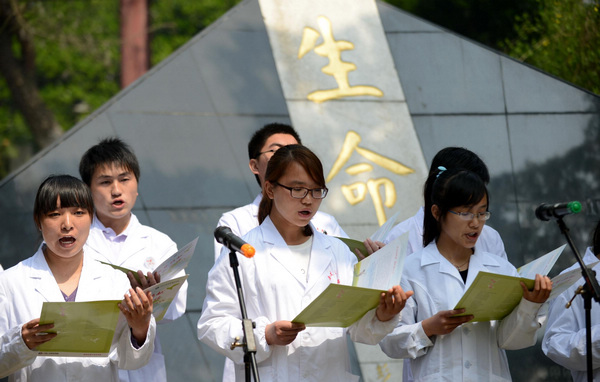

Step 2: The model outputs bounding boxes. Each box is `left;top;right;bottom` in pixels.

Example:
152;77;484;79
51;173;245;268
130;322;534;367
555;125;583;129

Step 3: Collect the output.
451;258;470;271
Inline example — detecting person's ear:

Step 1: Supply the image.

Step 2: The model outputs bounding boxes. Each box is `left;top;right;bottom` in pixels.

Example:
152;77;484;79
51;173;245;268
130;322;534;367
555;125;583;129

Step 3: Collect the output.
264;181;275;199
431;204;441;222
249;159;260;176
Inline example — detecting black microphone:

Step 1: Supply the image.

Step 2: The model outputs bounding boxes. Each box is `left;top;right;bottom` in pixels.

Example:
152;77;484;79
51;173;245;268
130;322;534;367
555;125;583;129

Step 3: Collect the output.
214;226;256;258
535;201;582;221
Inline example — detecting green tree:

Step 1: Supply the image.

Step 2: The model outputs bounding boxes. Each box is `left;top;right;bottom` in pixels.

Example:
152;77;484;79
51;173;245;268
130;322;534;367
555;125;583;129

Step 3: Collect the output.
0;0;240;179
501;0;600;95
383;0;541;49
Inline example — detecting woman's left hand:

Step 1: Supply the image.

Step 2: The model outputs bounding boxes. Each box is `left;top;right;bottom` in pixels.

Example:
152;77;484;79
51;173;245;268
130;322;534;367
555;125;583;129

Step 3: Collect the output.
375;285;414;322
521;274;552;304
119;287;153;344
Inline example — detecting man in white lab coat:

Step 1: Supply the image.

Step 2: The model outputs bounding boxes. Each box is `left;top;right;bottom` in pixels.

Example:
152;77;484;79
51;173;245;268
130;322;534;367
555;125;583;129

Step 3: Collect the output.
214;123;347;260
80;137;188;382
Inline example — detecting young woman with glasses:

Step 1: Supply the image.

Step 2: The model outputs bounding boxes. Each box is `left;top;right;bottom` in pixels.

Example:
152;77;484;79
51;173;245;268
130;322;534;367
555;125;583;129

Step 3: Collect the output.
198;144;413;381
379;167;552;381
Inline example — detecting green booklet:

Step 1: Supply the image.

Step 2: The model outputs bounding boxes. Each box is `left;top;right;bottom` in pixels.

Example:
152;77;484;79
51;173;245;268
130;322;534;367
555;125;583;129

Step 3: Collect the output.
336;212;400;258
99;236;197;284
292;232;408;327
37;300;121;357
453;272;535;322
143;274;188;321
292;284;383;327
453;245;570;322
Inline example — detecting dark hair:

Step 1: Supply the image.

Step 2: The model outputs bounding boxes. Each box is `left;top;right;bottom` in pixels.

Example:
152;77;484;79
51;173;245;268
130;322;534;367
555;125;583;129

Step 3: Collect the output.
248;123;302;187
423;169;488;247
79;137;140;186
258;145;325;235
429;147;489;183
33;175;94;229
423;148;489;242
593;220;600;256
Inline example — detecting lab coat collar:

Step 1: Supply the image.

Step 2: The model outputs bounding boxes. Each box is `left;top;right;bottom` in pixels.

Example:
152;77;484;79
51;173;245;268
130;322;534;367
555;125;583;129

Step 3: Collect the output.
29;245;108;302
87;213;149;265
30;245;64;302
421;242;502;286
260;216;334;290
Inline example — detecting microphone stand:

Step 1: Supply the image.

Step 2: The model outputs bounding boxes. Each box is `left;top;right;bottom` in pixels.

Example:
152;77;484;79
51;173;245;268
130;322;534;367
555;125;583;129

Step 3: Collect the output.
556;217;600;382
228;249;260;382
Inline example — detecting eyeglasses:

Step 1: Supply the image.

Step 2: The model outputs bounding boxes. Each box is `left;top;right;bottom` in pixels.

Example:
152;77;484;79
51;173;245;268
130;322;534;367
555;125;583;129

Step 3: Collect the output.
274;182;328;199
258;149;276;157
448;210;491;221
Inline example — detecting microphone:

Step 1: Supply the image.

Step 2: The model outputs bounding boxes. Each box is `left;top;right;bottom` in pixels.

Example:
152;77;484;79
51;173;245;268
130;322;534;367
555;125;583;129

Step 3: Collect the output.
535;201;582;221
214;226;256;258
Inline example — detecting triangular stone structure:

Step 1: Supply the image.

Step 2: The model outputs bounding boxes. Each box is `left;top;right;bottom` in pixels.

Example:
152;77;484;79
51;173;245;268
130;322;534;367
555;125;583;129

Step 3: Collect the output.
1;0;598;380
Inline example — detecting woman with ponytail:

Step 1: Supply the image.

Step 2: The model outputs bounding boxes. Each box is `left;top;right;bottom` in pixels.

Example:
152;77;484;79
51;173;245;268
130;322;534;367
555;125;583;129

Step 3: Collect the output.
198;144;412;382
380;167;552;381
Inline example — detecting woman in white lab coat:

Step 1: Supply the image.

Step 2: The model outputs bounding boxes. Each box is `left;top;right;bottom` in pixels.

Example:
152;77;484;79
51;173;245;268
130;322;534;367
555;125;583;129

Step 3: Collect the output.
542;220;600;382
198;144;413;382
0;175;156;381
379;167;552;381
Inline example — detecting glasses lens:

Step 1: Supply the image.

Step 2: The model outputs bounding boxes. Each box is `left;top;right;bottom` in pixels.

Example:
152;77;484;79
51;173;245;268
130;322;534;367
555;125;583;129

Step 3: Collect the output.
290;188;308;198
312;188;327;199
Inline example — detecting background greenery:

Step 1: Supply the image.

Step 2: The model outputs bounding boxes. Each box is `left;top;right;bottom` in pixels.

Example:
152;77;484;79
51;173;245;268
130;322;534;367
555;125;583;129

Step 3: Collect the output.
0;0;598;179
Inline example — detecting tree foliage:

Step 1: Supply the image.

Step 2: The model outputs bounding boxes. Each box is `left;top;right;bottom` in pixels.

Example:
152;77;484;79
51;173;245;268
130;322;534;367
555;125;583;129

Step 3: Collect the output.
0;0;240;179
0;0;597;180
383;0;541;49
500;0;600;95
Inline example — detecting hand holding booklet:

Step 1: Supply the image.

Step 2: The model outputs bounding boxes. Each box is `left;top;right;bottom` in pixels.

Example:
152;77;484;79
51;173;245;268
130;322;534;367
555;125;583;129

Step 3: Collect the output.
37;300;121;357
35;272;189;357
453;244;575;322
99;237;197;284
292;232;408;327
98;237;195;321
335;212;401;259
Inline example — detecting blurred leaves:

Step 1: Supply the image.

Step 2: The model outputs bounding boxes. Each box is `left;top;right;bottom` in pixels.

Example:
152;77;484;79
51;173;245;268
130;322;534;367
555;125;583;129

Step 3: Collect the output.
0;0;597;180
0;0;240;179
500;0;600;95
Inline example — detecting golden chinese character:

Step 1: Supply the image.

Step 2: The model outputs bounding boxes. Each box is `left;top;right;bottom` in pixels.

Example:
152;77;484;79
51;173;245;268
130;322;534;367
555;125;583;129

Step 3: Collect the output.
376;363;392;381
298;16;383;103
327;131;414;225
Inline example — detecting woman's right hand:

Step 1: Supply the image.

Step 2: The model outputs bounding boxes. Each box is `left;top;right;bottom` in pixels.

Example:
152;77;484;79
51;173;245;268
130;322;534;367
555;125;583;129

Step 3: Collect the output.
421;309;473;337
21;318;57;350
265;320;306;346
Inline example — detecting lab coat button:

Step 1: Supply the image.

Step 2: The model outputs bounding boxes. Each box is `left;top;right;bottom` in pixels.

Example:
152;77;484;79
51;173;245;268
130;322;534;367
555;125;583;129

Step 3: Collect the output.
464;361;472;369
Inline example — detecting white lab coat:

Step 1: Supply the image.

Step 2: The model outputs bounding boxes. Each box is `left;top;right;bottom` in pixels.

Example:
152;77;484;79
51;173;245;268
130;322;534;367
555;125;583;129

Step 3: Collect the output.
198;217;399;382
385;207;508;260
85;213;188;382
214;194;349;381
214;193;347;261
542;247;600;382
380;242;544;382
0;246;156;382
384;206;509;382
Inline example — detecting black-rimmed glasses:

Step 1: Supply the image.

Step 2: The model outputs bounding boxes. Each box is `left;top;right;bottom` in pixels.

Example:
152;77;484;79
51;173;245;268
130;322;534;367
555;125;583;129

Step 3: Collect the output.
258;149;276;157
274;182;328;199
448;210;491;221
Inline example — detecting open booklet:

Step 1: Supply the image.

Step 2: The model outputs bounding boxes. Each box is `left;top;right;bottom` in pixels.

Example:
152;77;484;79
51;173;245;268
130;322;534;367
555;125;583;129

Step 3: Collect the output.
97;237;196;321
451;244;589;322
37;300;121;357
336;212;401;258
99;236;197;284
292;232;408;327
36;273;189;357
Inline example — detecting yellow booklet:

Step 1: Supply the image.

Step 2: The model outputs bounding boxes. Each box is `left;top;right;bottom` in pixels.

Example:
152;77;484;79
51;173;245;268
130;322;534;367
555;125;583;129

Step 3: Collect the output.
292;232;408;327
453;245;569;321
99;236;197;284
37;300;121;357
